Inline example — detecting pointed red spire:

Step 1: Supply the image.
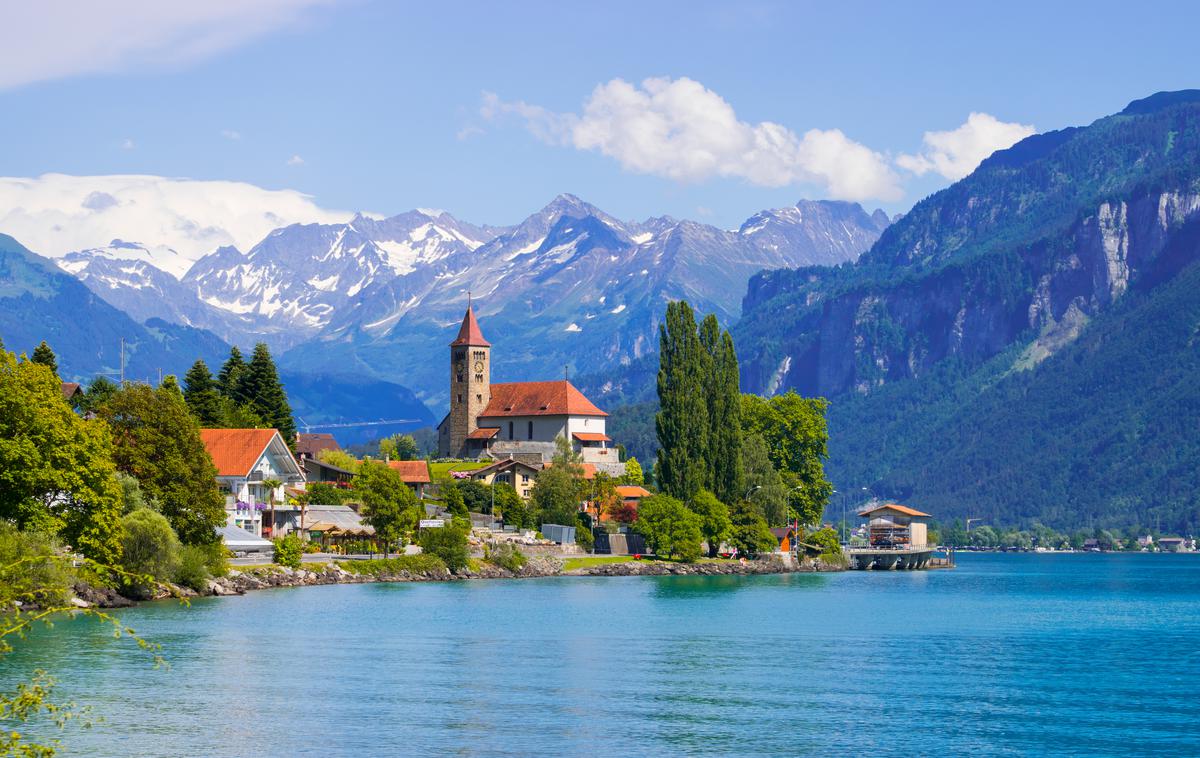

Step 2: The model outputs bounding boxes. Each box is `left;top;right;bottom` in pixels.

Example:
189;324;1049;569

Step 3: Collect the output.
450;305;490;347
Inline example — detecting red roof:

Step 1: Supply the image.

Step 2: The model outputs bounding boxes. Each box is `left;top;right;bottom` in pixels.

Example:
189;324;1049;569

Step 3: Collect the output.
466;427;500;439
60;382;82;400
858;503;931;518
450;305;490;347
386;460;431;484
572;432;611;442
199;428;281;477
615;485;651;499
479;381;607;418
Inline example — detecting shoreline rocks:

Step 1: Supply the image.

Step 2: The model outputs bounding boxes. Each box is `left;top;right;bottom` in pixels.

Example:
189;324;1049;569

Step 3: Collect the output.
75;555;843;607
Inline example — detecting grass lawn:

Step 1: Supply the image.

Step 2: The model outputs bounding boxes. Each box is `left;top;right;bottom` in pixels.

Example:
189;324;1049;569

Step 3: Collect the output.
429;460;492;479
562;555;636;571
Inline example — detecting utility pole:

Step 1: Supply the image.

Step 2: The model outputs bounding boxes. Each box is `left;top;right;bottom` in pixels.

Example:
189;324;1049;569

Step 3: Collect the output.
119;337;125;385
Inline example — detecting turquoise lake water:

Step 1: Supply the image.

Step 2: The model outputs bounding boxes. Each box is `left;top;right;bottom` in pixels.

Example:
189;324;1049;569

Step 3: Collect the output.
5;553;1200;756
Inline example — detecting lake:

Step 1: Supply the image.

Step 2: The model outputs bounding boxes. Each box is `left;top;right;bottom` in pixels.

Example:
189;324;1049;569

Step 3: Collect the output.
6;553;1200;756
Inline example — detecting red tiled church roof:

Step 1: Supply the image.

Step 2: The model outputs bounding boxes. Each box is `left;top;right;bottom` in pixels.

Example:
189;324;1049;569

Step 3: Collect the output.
467;427;500;439
450;305;491;347
386;460;431;484
480;381;607;418
199;428;281;477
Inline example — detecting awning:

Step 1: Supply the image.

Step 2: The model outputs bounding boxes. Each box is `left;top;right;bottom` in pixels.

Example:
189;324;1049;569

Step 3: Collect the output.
572;432;611;443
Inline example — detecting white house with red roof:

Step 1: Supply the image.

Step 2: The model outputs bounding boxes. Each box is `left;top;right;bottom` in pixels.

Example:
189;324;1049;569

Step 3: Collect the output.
437;305;620;473
199;428;306;538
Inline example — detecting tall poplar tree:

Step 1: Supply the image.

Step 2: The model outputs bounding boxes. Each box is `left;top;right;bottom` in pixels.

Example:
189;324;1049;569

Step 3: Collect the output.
182;359;223;426
698;315;744;504
236;343;296;446
655;301;709;500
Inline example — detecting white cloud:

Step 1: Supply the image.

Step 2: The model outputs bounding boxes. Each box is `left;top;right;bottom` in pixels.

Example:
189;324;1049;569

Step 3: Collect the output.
286;154;305;165
455;125;485;141
0;173;354;276
120;138;136;150
221;129;242;140
481;77;902;202
897;112;1036;181
0;0;338;90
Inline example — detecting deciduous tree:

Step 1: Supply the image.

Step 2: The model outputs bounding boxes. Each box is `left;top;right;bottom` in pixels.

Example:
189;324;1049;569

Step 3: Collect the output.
0;350;123;562
95;383;225;546
635;494;703;562
688;489;732;558
353;460;420;554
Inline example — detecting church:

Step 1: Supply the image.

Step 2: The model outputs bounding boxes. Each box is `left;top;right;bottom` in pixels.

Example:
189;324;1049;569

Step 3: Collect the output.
436;305;622;475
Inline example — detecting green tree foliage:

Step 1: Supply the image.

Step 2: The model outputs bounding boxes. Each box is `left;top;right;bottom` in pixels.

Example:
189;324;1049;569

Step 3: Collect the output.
491;483;528;528
484;542;527;573
531;442;584;527
688;489;732;558
118;508;182;598
728;500;777;557
804;526;844;563
418;524;470;572
635;494;703;562
272;534;303;569
77;375;119;415
741;432;788;526
701;318;745;504
741;392;832;525
0;350;124;563
622;457;645;486
379;434;419;461
575;513;595;552
159;374;183;399
95;383;225;546
450;479;491;513
300;482;345;506
317;448;360;473
656;301;709;500
216;346;246;399
235;343;296;446
30;340;57;376
444;485;468;522
353;460;420;553
182;359;224;426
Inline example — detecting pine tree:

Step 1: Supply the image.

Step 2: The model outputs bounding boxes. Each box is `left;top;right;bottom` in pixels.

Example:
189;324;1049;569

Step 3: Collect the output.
216;346;246;400
30;341;58;376
237;343;296;446
655;301;709;500
182;359;223;426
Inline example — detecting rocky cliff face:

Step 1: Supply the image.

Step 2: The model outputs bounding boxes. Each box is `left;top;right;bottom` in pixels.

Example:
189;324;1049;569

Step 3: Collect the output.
739;189;1200;397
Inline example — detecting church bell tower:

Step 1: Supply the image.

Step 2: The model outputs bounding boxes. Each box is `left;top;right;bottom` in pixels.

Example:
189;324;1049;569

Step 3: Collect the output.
446;302;491;456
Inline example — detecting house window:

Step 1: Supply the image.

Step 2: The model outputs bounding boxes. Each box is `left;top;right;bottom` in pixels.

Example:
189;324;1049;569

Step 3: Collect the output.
528;421;533;439
508;421;514;440
521;474;530;484
475;374;483;382
476;394;482;403
457;374;464;383
457;394;463;403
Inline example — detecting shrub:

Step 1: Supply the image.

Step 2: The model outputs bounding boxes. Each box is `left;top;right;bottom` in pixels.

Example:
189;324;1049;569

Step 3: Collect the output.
804;527;846;566
175;545;212;592
202;541;230;578
417;525;470;572
575;518;595;553
119;508;181;598
272;534;303;569
338;554;447;577
484;542;527;573
0;523;75;607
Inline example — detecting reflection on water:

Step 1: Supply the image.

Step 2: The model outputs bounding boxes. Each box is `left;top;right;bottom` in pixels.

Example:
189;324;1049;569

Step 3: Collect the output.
4;554;1200;756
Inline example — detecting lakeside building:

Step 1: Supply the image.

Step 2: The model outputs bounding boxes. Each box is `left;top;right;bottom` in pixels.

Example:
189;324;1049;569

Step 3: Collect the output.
1157;536;1191;552
199;428;306;538
847;503;936;570
436;305;622;476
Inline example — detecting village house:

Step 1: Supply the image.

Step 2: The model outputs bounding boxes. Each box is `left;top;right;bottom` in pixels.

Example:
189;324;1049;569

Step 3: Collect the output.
199;428;306;538
295;432;342;461
436;305;622;476
386;459;432;499
467;458;543;500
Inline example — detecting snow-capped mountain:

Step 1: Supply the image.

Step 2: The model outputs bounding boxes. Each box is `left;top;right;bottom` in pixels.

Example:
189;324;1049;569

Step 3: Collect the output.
55;195;890;404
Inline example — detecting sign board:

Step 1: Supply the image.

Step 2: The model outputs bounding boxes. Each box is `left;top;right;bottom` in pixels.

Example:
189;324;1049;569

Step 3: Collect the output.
419;519;445;529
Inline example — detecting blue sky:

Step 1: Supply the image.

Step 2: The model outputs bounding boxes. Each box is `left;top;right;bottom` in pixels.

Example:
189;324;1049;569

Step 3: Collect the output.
2;0;1200;234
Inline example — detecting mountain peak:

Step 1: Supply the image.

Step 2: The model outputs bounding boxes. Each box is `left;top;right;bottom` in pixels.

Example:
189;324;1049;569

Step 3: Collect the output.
1120;89;1200;116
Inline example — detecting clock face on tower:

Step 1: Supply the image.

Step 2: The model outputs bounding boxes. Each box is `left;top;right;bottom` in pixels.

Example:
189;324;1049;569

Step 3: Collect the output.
474;360;484;372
